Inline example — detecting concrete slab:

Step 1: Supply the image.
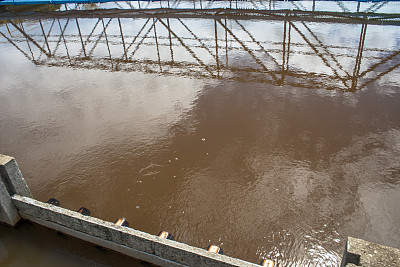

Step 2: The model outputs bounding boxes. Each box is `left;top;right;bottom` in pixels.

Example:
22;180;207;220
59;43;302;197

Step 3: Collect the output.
0;180;20;225
342;237;400;267
0;154;32;197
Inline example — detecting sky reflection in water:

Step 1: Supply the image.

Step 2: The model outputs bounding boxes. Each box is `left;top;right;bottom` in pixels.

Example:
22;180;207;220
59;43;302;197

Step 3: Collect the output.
0;3;400;266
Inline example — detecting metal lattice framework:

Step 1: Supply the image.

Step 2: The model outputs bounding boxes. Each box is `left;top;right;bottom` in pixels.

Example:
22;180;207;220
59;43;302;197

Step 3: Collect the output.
1;5;400;91
1;0;396;13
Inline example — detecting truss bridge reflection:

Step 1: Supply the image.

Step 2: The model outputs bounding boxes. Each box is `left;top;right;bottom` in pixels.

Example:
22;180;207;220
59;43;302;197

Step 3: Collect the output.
1;7;399;91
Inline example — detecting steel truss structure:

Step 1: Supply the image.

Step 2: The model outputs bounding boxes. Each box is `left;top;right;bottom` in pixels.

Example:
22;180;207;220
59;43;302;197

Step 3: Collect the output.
1;6;399;91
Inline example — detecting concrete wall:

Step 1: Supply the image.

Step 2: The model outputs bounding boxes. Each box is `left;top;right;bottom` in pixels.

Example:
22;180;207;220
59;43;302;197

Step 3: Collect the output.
0;154;259;266
341;237;400;267
12;195;259;267
5;153;400;267
0;154;32;226
0;154;32;197
0;179;20;225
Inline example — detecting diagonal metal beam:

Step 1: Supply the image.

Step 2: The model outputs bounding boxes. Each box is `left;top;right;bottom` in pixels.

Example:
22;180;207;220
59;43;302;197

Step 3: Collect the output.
301;21;350;78
364;1;381;13
101;17;113;68
217;19;278;81
291;1;305;11
335;1;350;13
157;17;215;77
129;19;156;59
234;19;280;68
371;1;388;13
19;21;35;60
359;62;400;90
4;22;13;37
39;19;52;56
172;0;180;9
10;21;50;57
289;21;350;90
80;18;100;57
88;18;113;57
114;2;124;9
0;31;32;61
359;50;400;78
257;0;268;10
248;0;260;10
52;18;69;56
37;18;55;60
178;18;217;61
296;1;307;11
125;18;151;57
57;18;71;62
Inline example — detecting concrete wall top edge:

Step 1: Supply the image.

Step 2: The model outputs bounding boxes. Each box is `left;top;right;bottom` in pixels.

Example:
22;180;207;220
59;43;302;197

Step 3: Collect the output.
12;194;259;267
345;237;400;267
0;154;14;165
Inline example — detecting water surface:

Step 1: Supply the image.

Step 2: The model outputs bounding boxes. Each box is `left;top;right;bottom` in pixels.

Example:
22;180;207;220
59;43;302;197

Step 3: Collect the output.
1;2;400;266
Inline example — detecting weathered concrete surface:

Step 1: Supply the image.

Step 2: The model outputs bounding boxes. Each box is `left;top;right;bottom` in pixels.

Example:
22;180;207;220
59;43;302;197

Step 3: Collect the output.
12;195;259;267
0;154;32;197
23;213;186;267
0;179;20;225
341;237;400;267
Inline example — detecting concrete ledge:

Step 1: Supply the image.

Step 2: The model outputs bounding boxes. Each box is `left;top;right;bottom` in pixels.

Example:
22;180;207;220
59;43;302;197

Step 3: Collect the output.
0;154;32;197
341;237;400;267
22;213;186;267
12;195;259;267
0;180;20;225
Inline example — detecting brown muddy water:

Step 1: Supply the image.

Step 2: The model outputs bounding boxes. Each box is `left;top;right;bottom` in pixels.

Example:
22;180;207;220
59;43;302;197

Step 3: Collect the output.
1;2;400;266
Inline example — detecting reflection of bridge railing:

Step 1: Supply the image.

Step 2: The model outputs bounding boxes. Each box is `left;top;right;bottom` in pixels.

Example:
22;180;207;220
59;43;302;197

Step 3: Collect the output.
1;9;399;91
2;0;396;14
3;8;400;25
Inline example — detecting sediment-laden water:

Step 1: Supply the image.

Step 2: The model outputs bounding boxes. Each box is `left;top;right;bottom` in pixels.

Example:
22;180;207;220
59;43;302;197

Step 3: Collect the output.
1;1;400;266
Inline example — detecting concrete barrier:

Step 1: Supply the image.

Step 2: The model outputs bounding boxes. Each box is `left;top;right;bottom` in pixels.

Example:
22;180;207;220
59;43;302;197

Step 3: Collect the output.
0;154;259;266
0;154;32;197
341;237;400;267
0;176;20;225
12;194;259;267
3;154;399;266
0;154;32;226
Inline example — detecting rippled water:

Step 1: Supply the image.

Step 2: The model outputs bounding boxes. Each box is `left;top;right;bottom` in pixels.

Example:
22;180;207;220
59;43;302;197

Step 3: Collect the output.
1;2;400;266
